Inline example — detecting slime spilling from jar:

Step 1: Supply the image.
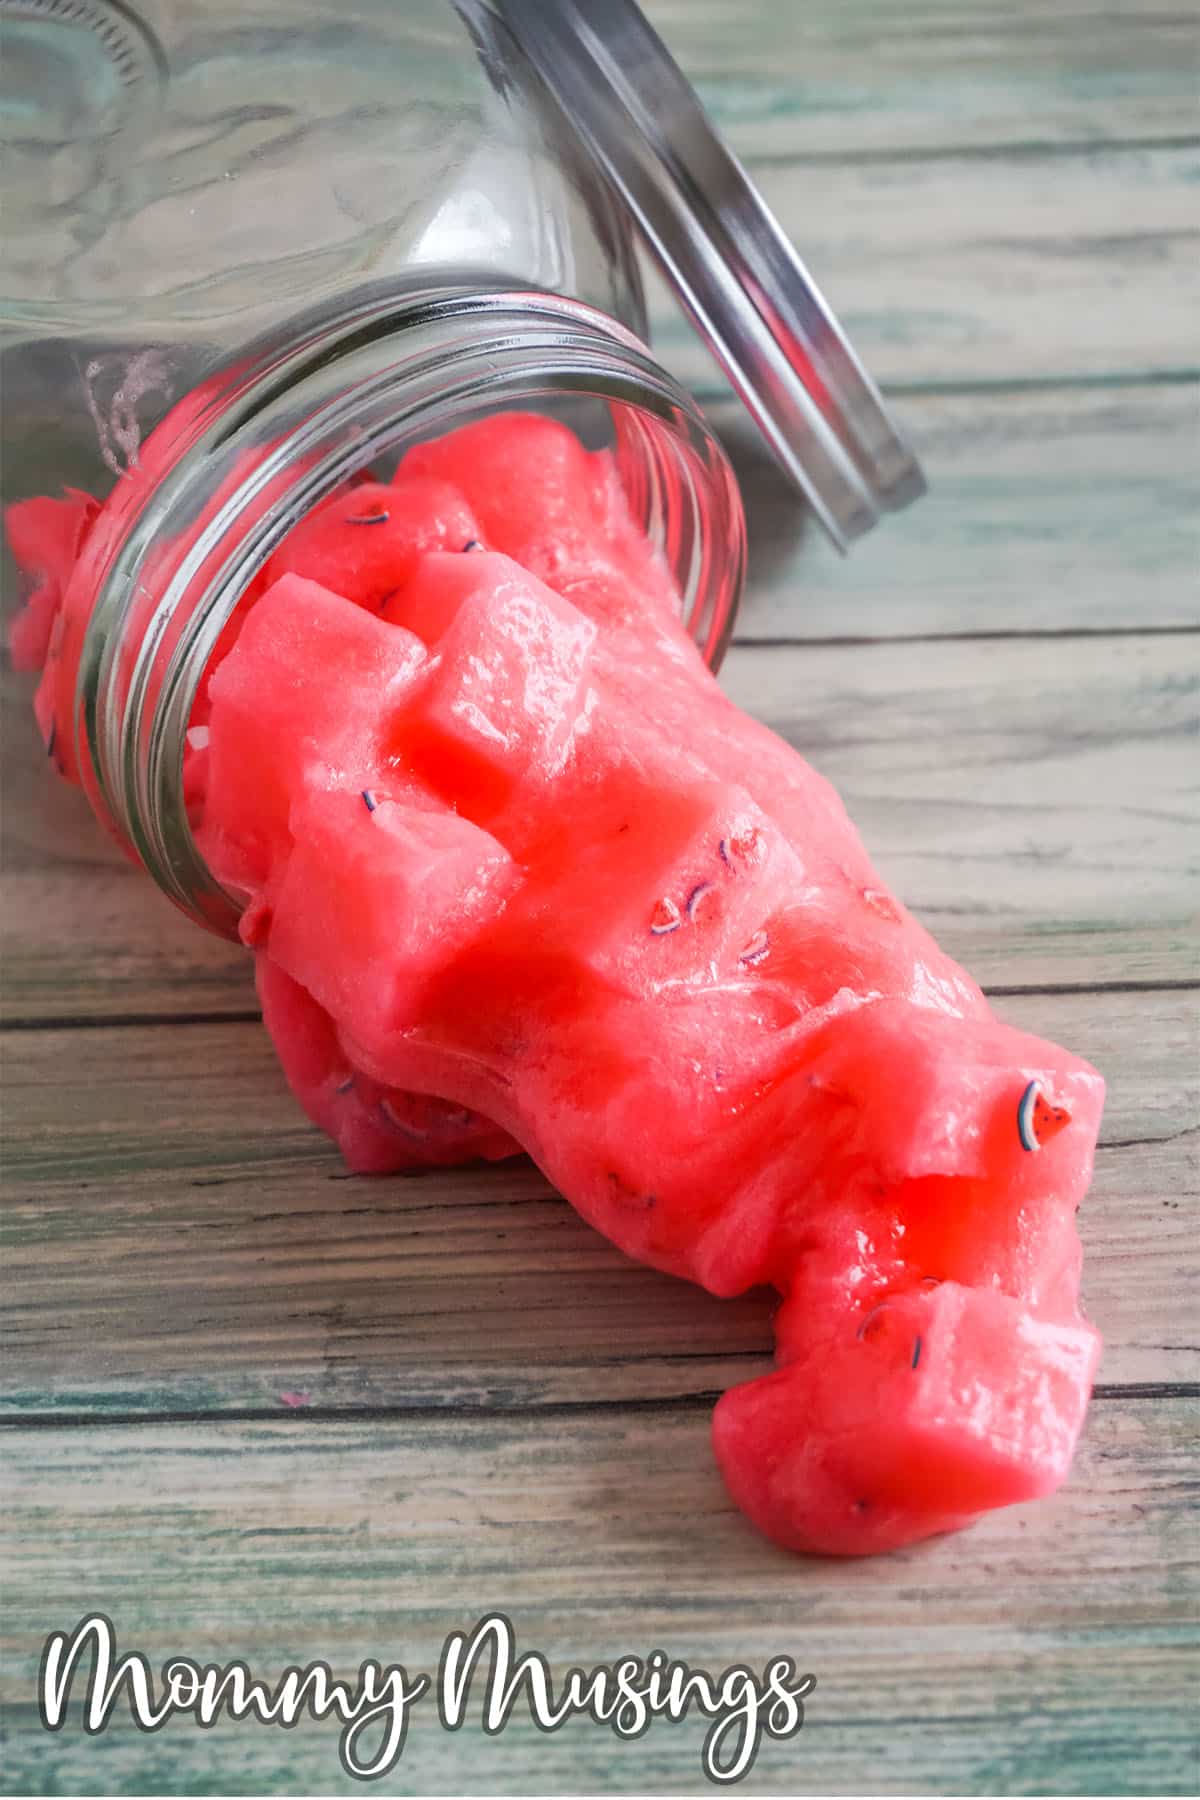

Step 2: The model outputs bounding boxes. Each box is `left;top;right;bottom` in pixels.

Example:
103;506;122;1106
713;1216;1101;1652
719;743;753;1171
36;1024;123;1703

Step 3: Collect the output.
7;412;1104;1556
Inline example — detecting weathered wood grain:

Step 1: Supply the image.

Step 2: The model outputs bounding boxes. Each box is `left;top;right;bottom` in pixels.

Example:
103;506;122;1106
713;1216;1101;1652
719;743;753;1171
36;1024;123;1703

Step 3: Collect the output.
728;632;1200;989
721;382;1200;641
1;988;1194;1417
648;0;1200;157
1;1396;1195;1795
645;140;1200;392
0;678;252;1017
4;633;1194;1023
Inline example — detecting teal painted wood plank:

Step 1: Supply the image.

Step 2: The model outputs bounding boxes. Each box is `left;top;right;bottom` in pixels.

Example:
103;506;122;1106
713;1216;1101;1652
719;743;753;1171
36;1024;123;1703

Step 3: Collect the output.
4;632;1196;1024
644;143;1200;388
719;383;1200;641
644;0;1200;157
721;636;1200;998
1;988;1195;1417
0;1396;1195;1794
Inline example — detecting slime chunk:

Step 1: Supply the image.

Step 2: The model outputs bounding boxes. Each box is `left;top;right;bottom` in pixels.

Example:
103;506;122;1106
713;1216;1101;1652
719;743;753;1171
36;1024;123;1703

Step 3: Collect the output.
262;477;481;612
5;489;97;673
5;410;1104;1556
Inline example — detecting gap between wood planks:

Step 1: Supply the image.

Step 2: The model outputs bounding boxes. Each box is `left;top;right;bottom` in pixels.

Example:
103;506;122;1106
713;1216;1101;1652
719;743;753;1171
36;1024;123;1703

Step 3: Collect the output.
786;367;1200;399
733;626;1200;650
2;977;1197;1035
3;1381;1197;1433
738;131;1200;170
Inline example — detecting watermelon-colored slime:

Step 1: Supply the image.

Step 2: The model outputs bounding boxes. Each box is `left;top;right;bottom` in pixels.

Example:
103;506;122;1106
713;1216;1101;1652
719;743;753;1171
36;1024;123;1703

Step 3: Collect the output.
8;412;1104;1556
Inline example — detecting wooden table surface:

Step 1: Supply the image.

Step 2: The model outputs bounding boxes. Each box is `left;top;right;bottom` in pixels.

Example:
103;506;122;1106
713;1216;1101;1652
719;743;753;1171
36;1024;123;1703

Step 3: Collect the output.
2;2;1198;1793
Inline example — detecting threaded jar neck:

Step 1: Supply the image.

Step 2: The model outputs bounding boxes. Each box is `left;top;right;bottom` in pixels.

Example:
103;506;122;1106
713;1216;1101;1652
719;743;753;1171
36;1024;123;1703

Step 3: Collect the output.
73;285;746;936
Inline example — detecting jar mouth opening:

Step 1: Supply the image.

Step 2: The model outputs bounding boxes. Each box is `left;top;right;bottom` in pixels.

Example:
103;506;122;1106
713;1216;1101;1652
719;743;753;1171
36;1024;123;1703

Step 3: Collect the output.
74;285;746;936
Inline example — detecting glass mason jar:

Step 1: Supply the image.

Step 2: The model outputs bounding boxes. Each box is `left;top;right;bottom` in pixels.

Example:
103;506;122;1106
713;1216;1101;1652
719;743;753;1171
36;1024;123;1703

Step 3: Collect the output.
1;0;923;936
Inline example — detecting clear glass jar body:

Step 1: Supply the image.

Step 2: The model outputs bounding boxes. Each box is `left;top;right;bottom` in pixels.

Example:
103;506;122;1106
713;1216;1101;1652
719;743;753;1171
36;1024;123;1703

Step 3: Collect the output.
1;0;746;931
2;0;650;477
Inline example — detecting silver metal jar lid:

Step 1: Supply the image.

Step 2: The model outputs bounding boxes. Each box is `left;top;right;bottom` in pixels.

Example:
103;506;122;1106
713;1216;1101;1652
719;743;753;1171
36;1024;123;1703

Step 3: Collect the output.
494;0;925;549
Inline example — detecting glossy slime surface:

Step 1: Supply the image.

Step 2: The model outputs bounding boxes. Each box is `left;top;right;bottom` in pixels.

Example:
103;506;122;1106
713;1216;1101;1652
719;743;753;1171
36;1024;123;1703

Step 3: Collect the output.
7;412;1104;1556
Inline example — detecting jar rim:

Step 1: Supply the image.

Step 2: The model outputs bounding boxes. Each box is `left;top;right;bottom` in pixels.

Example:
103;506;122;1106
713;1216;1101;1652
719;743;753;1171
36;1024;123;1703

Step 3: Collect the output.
74;284;747;937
